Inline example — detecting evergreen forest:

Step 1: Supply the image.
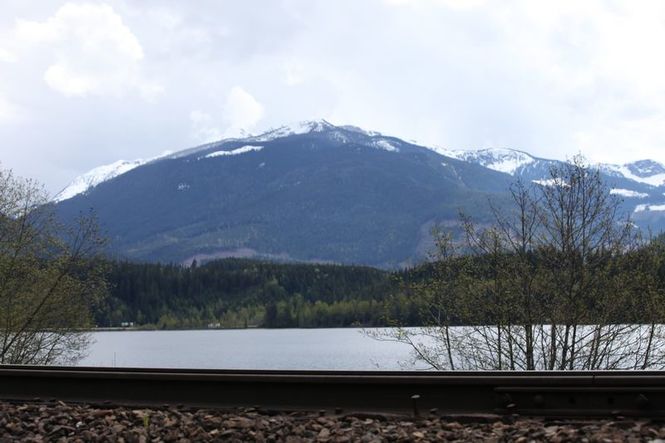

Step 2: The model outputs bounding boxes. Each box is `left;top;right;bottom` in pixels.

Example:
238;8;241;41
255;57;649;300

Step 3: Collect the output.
96;258;415;329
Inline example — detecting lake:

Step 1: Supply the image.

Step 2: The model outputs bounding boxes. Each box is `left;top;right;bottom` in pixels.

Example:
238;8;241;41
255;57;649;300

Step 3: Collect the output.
79;328;427;370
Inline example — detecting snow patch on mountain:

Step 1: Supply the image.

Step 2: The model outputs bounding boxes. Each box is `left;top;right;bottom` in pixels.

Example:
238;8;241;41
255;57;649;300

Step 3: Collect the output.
373;139;399;152
626;160;665;178
340;125;382;137
54;159;146;202
203;145;263;158
437;148;535;175
600;163;665;187
250;120;333;142
532;177;573;188
635;204;665;213
328;131;350;144
532;178;558;187
610;188;649;198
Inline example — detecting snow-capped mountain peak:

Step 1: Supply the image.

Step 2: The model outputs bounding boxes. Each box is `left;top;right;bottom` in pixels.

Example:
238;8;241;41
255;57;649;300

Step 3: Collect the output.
249;120;334;142
54;149;173;202
625;160;665;179
54;123;665;216
54;159;146;202
241;120;402;152
599;160;665;187
339;125;382;137
435;147;536;175
52;121;398;202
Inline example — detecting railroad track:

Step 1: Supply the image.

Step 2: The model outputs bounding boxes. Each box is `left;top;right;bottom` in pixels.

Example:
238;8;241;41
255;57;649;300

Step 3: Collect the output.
1;366;665;417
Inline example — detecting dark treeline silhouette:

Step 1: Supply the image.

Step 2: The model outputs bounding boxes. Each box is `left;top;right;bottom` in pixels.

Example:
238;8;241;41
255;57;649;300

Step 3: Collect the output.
96;235;665;331
96;258;419;329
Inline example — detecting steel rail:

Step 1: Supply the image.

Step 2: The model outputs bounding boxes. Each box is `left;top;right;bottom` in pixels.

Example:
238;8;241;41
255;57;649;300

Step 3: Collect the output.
1;366;665;417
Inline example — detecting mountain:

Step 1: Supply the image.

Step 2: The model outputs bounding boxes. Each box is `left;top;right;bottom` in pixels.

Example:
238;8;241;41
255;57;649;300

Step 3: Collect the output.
54;121;515;267
441;148;665;230
435;148;537;175
54;121;665;267
599;160;665;187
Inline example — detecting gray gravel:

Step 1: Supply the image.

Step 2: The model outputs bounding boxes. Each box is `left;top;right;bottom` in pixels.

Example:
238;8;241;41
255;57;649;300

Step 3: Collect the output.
1;400;665;442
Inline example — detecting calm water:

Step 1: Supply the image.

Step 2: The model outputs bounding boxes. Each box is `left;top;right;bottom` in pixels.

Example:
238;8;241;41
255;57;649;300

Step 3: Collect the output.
79;328;426;370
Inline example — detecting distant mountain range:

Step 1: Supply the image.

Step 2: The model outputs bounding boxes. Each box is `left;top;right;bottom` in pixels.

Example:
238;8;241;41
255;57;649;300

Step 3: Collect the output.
434;147;665;229
53;120;665;267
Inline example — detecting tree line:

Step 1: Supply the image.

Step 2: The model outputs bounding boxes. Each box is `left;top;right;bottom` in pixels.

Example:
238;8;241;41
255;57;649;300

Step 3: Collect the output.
96;258;408;329
98;235;665;335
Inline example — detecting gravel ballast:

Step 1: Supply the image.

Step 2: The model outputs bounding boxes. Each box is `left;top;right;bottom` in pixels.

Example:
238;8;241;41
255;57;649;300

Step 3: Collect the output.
2;400;665;442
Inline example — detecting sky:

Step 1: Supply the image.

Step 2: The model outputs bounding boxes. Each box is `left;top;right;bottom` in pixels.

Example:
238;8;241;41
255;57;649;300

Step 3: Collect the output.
1;0;665;195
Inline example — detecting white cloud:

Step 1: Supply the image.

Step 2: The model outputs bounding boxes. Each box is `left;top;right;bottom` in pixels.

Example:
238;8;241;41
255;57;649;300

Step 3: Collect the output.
189;87;265;143
14;2;160;98
283;60;306;86
223;87;264;137
0;96;19;123
0;48;17;63
43;63;96;96
385;0;486;10
485;1;665;164
190;110;222;143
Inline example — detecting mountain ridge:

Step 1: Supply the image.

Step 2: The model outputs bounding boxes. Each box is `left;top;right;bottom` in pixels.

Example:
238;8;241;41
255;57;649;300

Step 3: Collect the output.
53;121;665;267
56;121;665;204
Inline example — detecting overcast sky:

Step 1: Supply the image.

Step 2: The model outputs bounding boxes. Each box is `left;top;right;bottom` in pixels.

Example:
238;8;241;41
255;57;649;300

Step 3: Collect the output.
1;0;665;195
